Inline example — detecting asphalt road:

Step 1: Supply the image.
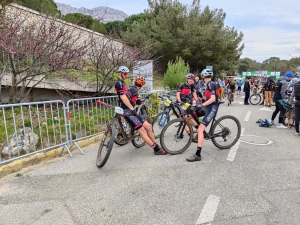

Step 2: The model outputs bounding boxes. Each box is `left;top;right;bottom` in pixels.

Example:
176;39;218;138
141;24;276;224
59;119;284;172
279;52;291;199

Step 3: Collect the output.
1;94;300;225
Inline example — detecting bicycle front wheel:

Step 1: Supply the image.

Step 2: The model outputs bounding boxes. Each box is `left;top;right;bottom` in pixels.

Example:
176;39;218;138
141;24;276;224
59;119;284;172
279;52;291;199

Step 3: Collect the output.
211;115;241;149
96;121;116;168
249;94;261;105
160;118;193;154
152;111;170;139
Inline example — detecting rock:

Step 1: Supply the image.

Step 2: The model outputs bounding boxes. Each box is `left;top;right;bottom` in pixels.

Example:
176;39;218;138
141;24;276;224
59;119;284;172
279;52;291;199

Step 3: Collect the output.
1;127;38;156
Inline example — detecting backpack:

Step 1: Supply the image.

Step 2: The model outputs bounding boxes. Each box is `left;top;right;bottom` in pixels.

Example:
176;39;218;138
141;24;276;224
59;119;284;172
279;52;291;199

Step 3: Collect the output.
267;80;275;91
229;81;236;89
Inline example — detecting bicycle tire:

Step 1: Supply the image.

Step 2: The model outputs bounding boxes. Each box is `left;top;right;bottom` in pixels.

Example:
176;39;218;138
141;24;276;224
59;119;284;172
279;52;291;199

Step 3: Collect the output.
96;120;116;168
211;115;241;149
131;115;151;148
160;117;193;154
152;111;170;139
283;109;295;128
249;94;261;105
114;119;129;146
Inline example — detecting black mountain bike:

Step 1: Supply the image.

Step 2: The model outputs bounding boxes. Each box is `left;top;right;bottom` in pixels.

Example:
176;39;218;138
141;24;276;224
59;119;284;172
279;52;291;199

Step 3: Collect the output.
159;102;241;154
114;94;153;146
96;100;151;168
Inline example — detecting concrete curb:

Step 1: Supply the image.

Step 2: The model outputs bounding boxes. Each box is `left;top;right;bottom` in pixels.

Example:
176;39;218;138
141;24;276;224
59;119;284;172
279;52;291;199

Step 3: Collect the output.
0;134;103;178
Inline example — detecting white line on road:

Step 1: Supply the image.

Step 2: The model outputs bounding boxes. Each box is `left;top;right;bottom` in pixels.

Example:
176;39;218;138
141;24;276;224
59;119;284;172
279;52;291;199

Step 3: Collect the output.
244;111;251;121
196;195;220;225
226;128;245;162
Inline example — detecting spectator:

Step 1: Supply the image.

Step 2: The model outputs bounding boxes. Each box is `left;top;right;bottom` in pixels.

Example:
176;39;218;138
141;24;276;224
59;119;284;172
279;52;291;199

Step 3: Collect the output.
264;77;275;107
243;77;250;105
270;71;293;128
218;78;225;99
289;76;300;136
237;79;243;95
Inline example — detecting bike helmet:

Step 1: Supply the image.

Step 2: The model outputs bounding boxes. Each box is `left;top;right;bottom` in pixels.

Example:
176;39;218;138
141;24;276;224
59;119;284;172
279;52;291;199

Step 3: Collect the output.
285;71;293;78
201;69;213;77
134;76;146;87
117;66;129;73
186;73;195;79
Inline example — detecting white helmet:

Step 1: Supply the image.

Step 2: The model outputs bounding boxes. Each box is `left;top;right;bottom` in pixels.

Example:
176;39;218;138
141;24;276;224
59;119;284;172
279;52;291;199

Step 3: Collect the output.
117;66;129;73
201;69;213;77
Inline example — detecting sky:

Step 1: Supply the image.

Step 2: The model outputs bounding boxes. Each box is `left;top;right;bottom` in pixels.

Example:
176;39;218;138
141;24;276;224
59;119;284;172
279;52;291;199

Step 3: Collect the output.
55;0;300;63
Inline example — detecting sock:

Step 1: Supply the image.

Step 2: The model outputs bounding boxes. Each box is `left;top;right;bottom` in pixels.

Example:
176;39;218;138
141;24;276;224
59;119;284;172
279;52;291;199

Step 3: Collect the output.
152;143;160;152
196;147;202;157
186;130;190;135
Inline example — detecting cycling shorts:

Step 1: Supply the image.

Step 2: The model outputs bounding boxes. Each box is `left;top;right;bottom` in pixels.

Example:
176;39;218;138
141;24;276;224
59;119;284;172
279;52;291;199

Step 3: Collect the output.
230;88;235;93
123;109;145;130
201;104;218;127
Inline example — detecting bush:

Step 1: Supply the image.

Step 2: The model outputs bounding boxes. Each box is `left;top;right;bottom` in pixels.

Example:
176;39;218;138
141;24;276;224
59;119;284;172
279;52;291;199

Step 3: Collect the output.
163;56;190;90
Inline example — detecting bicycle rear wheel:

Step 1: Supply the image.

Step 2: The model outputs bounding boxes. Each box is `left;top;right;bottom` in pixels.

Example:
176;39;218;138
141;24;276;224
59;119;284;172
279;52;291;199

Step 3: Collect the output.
152;111;170;139
283;109;295;128
211;115;241;149
114;119;129;146
249;94;261;105
131;115;151;148
160;118;193;154
96;121;116;168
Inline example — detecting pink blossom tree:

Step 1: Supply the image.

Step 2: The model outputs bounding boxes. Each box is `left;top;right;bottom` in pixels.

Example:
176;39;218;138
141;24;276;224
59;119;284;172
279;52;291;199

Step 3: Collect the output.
86;32;156;96
0;7;92;103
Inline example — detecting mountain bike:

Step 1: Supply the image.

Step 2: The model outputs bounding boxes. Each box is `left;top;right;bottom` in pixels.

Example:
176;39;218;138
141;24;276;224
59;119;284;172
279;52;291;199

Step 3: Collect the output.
96;100;151;168
249;88;264;105
226;88;232;106
114;94;153;146
159;101;241;155
151;95;182;138
282;102;295;128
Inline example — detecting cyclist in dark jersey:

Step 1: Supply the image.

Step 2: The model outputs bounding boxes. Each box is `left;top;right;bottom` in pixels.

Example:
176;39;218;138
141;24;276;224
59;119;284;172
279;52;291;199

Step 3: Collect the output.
226;78;236;102
176;73;197;115
115;66;167;155
187;68;219;162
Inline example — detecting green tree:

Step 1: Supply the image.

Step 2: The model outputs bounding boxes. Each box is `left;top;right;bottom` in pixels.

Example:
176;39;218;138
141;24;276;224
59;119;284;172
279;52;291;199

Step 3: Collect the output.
121;0;244;73
163;56;189;90
61;13;107;34
10;0;60;16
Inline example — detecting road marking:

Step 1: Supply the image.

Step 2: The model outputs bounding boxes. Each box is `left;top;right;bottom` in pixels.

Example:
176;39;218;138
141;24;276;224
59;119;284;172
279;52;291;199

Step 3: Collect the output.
238;101;244;104
244;111;251;121
227;128;245;162
259;107;272;111
196;195;220;225
240;96;245;98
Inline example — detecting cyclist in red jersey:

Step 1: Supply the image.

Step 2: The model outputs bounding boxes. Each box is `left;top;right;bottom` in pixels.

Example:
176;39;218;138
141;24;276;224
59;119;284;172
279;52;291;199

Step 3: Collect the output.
115;66;167;155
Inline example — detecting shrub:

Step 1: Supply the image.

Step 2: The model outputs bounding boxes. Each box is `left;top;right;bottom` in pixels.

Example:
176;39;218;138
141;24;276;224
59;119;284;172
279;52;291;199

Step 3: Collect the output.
163;56;190;90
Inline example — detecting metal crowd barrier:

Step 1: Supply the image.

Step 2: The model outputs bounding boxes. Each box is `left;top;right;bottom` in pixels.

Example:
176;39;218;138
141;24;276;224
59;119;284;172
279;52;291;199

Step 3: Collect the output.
0;100;70;165
65;96;118;154
0;92;175;165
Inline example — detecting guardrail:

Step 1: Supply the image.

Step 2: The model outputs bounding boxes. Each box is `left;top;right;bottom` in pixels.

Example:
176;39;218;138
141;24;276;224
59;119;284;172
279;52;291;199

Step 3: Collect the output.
0;91;175;165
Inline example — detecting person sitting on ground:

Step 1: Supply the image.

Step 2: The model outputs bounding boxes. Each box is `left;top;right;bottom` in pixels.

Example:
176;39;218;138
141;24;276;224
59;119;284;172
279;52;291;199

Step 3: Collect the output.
270;71;293;129
115;66;167;155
